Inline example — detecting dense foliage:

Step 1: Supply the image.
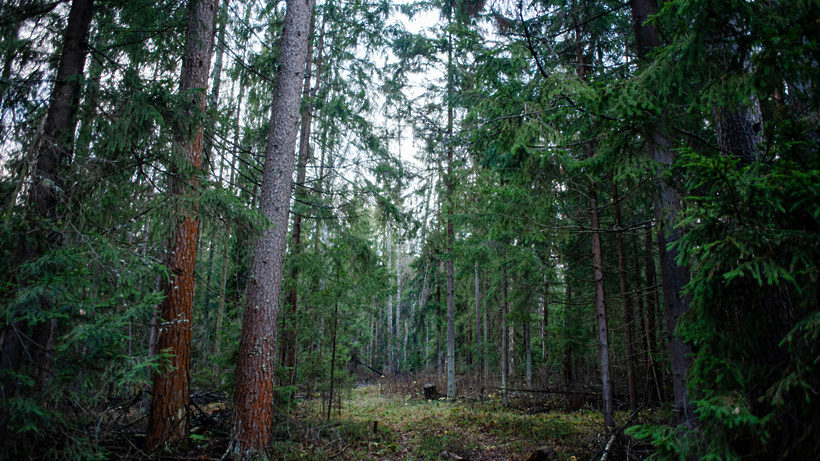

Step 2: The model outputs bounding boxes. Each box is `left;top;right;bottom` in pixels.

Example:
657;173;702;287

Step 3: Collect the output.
0;0;817;459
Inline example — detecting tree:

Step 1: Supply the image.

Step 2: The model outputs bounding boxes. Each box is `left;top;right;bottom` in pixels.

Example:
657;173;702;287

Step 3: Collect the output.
1;0;95;398
629;0;696;427
146;0;219;451
231;0;314;458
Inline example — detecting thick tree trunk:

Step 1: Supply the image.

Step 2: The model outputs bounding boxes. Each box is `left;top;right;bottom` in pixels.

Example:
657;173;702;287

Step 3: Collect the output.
612;180;638;411
230;0;313;458
147;0;218;452
0;0;95;398
631;0;695;426
281;12;320;385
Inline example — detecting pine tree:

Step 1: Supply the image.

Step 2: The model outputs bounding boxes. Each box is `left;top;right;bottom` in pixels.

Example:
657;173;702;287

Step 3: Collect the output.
231;0;314;457
146;0;219;451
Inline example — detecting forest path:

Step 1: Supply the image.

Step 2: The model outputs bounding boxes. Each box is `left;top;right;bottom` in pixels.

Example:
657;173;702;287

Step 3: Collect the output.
321;384;600;460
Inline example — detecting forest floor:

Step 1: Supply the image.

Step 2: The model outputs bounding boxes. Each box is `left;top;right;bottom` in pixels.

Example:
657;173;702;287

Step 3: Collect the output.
98;380;654;460
255;381;623;461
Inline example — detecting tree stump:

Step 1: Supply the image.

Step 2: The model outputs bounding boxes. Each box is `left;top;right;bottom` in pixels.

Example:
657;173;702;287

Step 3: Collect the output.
423;383;438;400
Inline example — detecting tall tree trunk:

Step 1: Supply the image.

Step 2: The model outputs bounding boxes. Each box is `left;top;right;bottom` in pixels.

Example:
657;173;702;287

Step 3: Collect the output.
281;11;321;385
0;0;95;398
445;28;456;400
590;185;615;429
574;20;614;428
230;0;313;458
501;259;509;405
630;0;695;426
147;0;218;451
612;180;638;411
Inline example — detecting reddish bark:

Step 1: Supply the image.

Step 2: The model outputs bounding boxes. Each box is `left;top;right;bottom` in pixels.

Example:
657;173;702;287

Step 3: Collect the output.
146;0;218;452
231;0;314;458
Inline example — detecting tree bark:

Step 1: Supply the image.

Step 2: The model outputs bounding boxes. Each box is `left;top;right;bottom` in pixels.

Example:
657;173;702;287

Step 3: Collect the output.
0;0;95;398
230;0;313;458
147;0;218;452
281;11;321;385
630;0;695;426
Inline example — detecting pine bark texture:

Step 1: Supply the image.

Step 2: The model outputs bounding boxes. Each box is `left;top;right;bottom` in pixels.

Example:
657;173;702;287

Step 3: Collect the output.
231;0;313;458
281;13;320;385
147;0;218;452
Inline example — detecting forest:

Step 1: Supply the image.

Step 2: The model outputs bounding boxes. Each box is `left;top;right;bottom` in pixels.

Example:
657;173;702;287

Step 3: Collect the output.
0;0;818;459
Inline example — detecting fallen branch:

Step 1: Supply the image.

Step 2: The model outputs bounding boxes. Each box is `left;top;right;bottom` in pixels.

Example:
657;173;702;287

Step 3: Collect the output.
596;405;644;461
489;385;600;396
